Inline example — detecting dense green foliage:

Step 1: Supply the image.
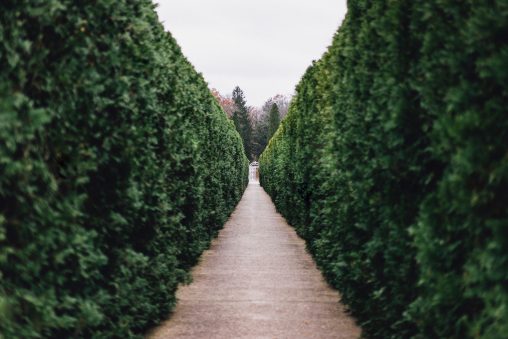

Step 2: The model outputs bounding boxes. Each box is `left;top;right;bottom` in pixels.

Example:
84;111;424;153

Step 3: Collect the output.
232;86;253;160
267;103;281;142
260;1;508;338
251;116;269;160
0;1;248;338
251;97;287;160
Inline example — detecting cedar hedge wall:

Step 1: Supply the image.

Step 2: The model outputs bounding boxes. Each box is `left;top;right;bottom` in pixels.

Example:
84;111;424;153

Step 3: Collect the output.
0;1;248;337
260;1;508;338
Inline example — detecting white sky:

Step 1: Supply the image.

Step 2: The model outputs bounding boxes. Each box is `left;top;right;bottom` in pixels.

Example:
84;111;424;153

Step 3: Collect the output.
155;0;347;107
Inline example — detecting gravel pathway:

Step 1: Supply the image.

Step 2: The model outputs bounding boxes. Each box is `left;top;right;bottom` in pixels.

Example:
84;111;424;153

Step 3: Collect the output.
147;181;360;339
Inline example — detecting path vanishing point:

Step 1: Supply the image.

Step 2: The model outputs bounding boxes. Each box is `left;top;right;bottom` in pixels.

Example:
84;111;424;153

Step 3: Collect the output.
148;176;361;339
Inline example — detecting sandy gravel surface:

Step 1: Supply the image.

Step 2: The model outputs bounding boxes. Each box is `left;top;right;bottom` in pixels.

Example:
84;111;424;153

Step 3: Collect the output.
147;181;360;339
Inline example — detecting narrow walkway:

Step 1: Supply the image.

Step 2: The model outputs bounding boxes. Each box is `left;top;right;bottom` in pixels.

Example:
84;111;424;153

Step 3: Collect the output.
148;181;360;338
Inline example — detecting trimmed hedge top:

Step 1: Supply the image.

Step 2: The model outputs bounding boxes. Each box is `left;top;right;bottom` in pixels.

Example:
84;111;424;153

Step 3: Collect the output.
0;1;248;337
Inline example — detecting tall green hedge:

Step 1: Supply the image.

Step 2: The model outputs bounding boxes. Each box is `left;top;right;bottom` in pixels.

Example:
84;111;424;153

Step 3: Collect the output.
260;1;508;338
0;1;248;338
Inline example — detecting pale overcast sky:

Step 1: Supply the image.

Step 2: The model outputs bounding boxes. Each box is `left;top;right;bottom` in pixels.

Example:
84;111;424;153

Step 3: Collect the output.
155;0;347;107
